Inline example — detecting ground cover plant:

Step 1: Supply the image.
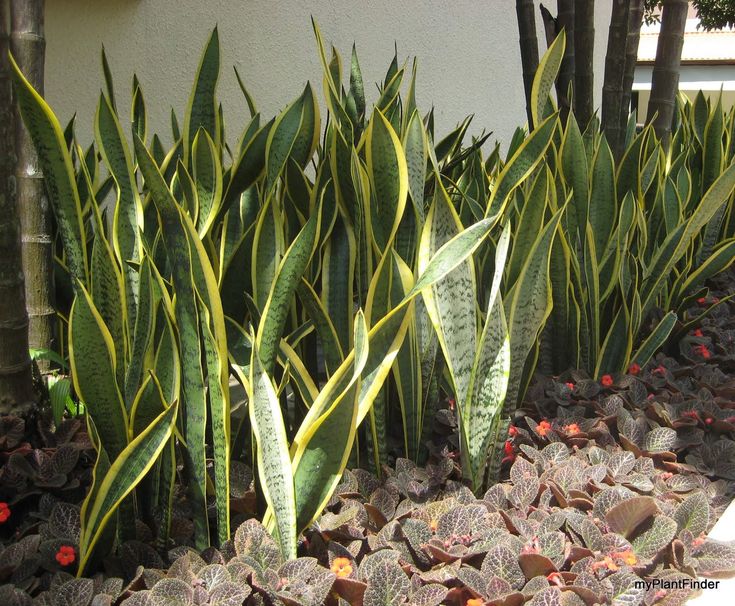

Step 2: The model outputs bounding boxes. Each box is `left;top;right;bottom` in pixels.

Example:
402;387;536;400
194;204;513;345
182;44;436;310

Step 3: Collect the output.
2;20;735;606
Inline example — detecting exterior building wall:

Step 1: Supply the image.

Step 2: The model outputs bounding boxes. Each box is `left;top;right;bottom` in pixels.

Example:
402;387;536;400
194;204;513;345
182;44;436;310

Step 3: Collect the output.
44;0;612;148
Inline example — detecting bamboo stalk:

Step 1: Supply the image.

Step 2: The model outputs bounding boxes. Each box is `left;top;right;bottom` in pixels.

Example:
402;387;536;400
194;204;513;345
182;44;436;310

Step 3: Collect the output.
602;0;631;157
573;0;594;130
516;0;540;129
0;0;35;414
620;0;644;152
647;0;688;148
11;0;53;373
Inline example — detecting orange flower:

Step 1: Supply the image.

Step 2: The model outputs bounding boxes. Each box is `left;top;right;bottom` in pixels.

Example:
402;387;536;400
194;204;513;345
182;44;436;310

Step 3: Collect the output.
627;363;640;375
565;382;575;390
613;550;638;566
692;328;703;337
0;502;10;523
601;374;614;387
466;599;484;606
536;420;552;437
564;423;581;435
55;545;75;567
331;557;353;578
592;555;619;572
697;297;707;305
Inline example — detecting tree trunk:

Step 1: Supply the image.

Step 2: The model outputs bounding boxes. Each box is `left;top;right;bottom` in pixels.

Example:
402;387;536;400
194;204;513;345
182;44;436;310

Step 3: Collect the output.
11;0;52;371
646;0;688;148
573;0;594;130
0;0;35;415
619;0;644;153
516;0;540;129
556;0;575;123
602;0;630;157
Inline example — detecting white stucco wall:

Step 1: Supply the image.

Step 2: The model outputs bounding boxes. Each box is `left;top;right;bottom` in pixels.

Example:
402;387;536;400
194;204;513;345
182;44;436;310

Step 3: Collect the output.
45;0;612;150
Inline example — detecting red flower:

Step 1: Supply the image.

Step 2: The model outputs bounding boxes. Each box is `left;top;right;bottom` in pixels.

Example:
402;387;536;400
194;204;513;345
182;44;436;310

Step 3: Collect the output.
627;363;640;375
692;328;703;337
536;420;552;437
564;423;581;435
652;365;666;375
508;425;518;437
0;502;10;523
565;382;575;390
448;398;455;411
697;297;707;306
601;374;614;387
705;416;714;425
55;545;75;567
682;410;699;420
693;344;711;359
502;440;516;464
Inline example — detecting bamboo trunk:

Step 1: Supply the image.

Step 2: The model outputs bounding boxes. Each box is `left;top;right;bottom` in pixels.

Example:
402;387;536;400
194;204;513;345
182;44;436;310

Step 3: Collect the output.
647;0;688;148
516;0;540;129
0;0;35;414
556;0;575;123
602;0;631;157
573;0;594;130
620;0;644;152
11;0;52;372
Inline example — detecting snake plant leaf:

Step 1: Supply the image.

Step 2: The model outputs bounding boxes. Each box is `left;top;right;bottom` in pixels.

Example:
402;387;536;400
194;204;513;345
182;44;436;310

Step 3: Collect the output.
221;117;272;216
134;133;210;549
183;27;220;163
132;77;147;144
418;180;477;414
233;65;258;119
10;55;89;289
257;198;322;375
531;30;565;130
79;400;178;575
504;206;565;409
197;293;231;544
95;91;143;329
78;419;114;573
266;84;320;195
252;197;285;313
679;238;735;297
246;338;297;559
589;137;617;262
322;213;356;354
296;279;344;377
596;303;633;377
365;108;409;253
507;168;548;289
227;317;318;407
465;223;511;490
630;311;677;369
561;113;589;241
486;113;557;220
81;160;127;390
125;258;156;408
403;109;428;223
641;163;735;316
192;128;223;237
350;43;366;121
69;283;128;461
291;311;370;532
